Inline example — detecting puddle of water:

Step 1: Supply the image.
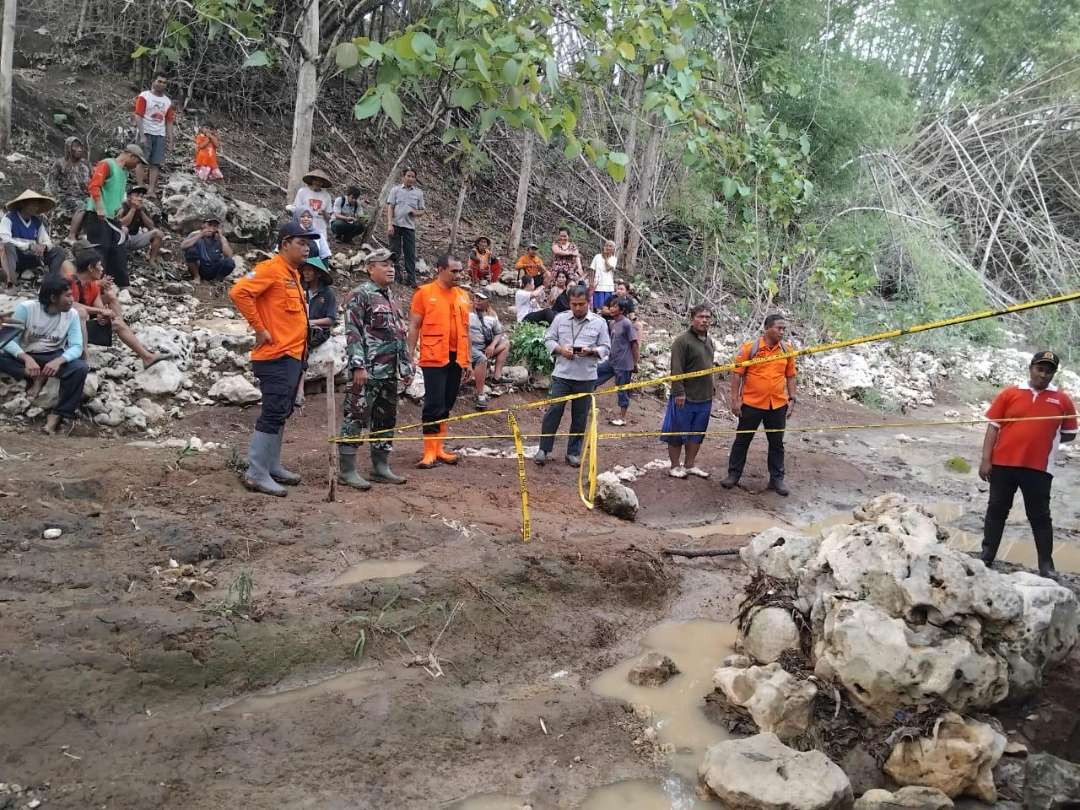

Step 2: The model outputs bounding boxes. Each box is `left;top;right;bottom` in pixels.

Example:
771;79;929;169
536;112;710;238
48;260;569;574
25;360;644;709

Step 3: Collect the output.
592;620;736;781
214;664;381;714
947;530;1080;573
448;795;533;810
579;778;718;810
331;559;425;585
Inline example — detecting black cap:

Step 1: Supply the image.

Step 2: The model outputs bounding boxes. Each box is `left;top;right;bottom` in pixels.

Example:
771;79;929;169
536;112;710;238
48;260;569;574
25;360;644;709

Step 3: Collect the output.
203;215;221;225
277;221;319;245
1031;351;1060;370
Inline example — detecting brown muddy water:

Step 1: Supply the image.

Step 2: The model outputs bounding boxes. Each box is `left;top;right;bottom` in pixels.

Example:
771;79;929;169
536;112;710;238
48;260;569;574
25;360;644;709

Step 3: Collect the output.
330;558;426;584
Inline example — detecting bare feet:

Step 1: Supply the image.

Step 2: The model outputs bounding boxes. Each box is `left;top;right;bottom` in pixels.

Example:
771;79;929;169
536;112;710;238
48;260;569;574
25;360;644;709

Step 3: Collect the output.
43;414;62;435
26;378;45;401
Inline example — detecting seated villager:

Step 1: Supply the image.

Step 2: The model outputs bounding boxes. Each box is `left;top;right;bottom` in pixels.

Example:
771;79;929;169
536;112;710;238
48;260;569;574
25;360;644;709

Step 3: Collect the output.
468;236;503;285
1;190;66;287
69;250;167;368
331;186;368;244
0;274;89;434
181;216;236;283
117;186;164;265
468;292;510;410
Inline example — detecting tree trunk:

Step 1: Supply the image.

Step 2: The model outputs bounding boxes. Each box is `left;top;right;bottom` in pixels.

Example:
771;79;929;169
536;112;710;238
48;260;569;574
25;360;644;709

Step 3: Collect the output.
612;74;643;256
449;179;468;252
0;0;15;153
623;113;662;278
507;130;534;257
76;0;90;39
287;0;320;201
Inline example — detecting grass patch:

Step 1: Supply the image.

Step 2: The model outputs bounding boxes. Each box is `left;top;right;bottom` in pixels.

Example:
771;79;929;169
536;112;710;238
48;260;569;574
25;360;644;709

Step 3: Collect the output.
944;456;972;474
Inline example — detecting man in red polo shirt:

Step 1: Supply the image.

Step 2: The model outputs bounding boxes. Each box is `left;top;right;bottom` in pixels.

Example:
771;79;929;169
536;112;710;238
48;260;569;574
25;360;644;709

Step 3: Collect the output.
979;351;1077;578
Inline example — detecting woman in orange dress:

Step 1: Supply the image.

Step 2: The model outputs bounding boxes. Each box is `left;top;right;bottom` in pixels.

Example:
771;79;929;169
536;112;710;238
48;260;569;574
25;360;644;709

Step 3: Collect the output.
194;126;223;181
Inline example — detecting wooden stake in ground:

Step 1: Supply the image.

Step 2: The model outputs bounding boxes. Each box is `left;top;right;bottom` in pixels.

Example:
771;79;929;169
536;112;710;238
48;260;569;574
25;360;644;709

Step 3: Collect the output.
0;0;16;152
326;368;337;503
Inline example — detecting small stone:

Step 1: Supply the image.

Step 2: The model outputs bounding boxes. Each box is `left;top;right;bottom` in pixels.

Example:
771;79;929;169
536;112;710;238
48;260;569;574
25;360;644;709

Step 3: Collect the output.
853;786;953;810
722;654;751;669
595;471;639;521
628;652;680;687
42;528;63;539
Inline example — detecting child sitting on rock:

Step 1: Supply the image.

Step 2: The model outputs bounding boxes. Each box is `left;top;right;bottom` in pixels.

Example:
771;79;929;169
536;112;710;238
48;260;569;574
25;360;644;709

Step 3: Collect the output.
194;125;223;182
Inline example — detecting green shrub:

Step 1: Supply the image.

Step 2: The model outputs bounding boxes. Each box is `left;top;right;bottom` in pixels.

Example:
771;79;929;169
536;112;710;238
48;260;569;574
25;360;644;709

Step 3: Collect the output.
945;456;972;474
509;322;553;375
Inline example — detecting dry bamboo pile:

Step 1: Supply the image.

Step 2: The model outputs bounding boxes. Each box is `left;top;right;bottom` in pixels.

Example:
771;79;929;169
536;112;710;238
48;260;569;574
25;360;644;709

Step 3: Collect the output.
861;59;1080;308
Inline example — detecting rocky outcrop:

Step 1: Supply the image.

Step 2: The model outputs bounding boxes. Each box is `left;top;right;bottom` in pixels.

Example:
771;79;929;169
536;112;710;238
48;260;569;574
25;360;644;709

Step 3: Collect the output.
1024;753;1080;810
743;606;801;663
208;374;261;404
595;472;639;520
698;732;853;809
853;786;953;810
627;652;679;687
712;663;817;739
740;527;820;582
883;713;1006;801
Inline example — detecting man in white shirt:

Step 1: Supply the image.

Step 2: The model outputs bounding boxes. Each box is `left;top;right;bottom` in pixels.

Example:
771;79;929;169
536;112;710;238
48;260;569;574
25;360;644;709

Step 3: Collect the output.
292;169;335;245
132;75;175;199
514;275;545;322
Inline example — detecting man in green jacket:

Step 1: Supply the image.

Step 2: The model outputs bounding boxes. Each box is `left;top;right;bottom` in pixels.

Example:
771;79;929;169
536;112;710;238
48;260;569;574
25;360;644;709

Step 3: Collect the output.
662;305;717;479
84;144;147;289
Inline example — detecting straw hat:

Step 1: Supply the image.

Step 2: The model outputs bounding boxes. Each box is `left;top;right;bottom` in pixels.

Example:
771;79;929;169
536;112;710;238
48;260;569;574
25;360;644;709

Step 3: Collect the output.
302;169;333;187
5;189;56;212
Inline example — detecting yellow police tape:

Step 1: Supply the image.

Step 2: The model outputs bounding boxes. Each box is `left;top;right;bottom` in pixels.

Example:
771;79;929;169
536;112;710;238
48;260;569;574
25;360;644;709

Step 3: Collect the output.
330;289;1080;541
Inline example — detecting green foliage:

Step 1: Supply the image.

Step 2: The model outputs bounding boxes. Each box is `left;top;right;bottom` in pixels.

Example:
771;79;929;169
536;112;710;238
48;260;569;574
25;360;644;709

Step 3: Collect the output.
132;0;274;65
509;322;553;376
945;456;972;474
808;244;876;337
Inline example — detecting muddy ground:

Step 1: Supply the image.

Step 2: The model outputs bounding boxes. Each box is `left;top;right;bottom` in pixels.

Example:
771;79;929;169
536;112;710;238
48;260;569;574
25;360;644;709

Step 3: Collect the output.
3;368;1079;809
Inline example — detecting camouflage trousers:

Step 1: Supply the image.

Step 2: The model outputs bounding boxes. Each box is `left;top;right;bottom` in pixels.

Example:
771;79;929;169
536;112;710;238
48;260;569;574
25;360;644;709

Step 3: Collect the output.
341;378;399;454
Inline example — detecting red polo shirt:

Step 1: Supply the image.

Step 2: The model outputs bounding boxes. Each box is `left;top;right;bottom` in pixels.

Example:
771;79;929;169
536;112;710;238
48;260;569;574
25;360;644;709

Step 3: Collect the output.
986;383;1077;474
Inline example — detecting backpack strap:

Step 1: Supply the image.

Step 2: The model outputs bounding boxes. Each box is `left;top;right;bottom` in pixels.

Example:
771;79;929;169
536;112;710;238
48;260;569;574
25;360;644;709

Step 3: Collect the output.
747;338;764;361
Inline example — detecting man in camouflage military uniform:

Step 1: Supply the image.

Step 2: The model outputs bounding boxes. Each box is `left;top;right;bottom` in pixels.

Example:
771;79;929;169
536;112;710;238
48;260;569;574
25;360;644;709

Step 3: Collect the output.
339;247;414;489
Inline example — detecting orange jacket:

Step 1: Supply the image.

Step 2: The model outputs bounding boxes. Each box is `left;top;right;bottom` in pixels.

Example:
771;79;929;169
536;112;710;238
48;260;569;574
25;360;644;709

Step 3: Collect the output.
229;254;308;362
411;281;470;368
734;338;796;409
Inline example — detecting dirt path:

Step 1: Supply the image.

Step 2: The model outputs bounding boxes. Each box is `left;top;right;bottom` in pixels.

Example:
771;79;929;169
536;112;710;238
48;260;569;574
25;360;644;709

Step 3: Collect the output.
2;389;1077;809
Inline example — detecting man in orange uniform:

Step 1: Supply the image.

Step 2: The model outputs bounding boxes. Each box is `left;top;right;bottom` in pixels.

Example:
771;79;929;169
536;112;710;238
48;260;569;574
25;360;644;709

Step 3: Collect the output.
979;351;1076;578
721;313;797;495
408;254;470;468
229;221;317;496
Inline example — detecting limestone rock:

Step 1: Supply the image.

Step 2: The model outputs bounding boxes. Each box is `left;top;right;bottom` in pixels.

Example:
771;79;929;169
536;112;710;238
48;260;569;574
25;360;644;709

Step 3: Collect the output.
812;352;873;394
698;732;852;809
403;373;423;403
134;361;185;395
485;281;513;297
133;325;194;369
815;598;1008;717
228;199;275;243
853;787;953;810
722;654;751;669
595;471;639;521
163;178;229;234
743;606;801;663
1024;753;1080;810
305;333;347;381
740;527;820;581
627;652;679;687
208;375;261;404
999;572;1079;668
502;365;530;386
884;712;1006;801
712;663;817;739
134;398;167;424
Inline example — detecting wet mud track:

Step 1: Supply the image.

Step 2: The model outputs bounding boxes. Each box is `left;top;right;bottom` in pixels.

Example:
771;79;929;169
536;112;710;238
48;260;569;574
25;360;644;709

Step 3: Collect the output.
1;391;1078;808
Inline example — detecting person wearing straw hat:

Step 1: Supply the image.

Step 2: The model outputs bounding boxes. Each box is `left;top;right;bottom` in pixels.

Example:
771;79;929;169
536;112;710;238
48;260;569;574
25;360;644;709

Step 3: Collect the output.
83;144;147;289
292;169;334;247
1;190;65;287
386;167;425;287
339;247;412;489
229;221;318;497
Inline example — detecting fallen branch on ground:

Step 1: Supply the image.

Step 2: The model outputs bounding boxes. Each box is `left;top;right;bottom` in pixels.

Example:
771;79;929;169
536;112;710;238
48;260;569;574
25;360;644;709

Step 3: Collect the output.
661;546;743;557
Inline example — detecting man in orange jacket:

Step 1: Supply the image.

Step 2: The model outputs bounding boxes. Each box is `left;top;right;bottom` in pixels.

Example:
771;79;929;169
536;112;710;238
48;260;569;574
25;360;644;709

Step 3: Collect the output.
407;253;470;468
229;221;317;496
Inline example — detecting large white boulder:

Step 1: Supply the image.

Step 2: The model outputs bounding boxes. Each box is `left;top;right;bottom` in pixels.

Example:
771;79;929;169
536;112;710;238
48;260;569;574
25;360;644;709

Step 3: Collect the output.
815;598;1008;717
132;325;195;369
740;527;820;581
228;199;275;243
812;351;874;394
743;606;801;663
163;177;229;234
595;471;639;521
698;732;852;809
305;333;347;381
712;663;817;739
134;360;185;395
208;374;261;404
884;712;1006;802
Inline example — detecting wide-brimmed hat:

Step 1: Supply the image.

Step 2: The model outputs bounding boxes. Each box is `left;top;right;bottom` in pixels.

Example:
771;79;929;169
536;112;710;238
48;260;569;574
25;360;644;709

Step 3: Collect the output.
474;235;492;247
122;143;148;164
303;169;333;187
5;189;56;212
302;255;334;283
